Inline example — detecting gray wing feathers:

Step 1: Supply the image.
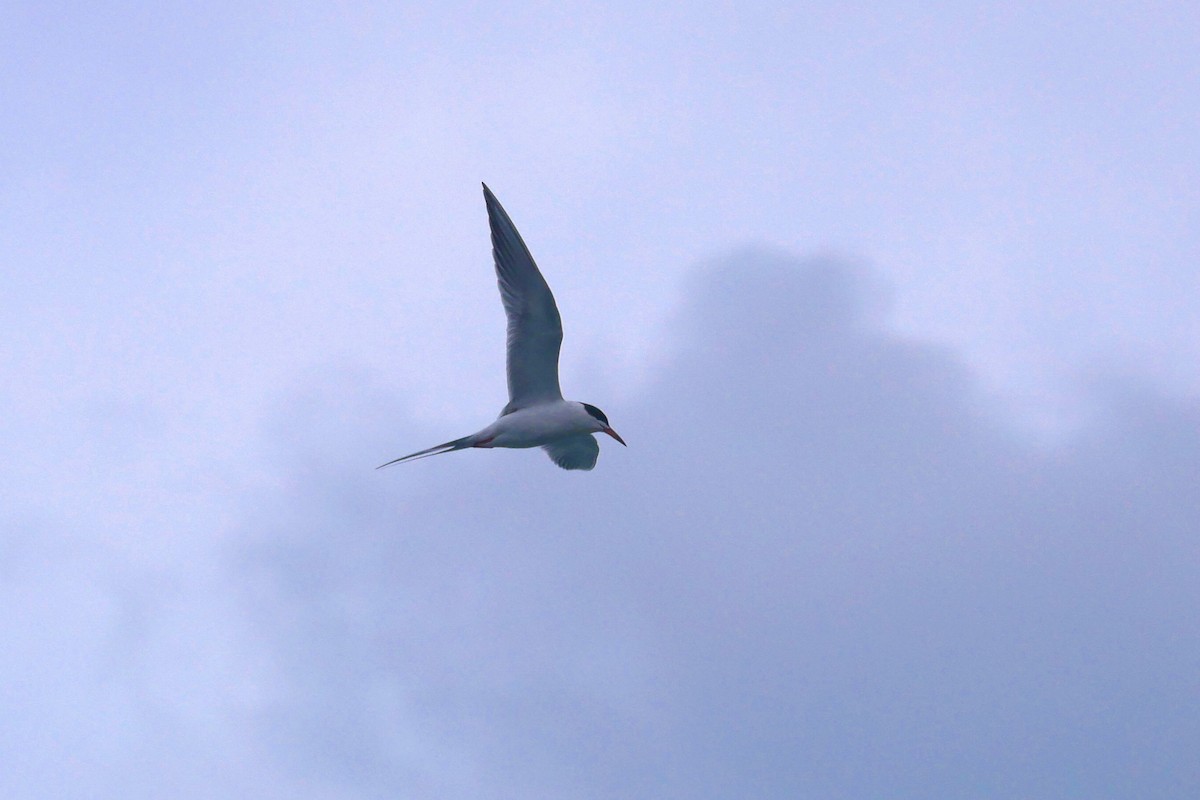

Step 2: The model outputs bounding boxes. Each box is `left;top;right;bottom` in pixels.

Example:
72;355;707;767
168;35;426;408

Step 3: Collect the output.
483;184;564;412
541;434;600;471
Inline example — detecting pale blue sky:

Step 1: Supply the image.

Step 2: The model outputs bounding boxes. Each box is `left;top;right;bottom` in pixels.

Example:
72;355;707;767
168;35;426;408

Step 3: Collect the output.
3;3;1198;797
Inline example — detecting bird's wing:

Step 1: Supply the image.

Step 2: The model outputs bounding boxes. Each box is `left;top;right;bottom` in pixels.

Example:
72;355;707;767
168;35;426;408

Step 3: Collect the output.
483;184;564;414
542;434;599;471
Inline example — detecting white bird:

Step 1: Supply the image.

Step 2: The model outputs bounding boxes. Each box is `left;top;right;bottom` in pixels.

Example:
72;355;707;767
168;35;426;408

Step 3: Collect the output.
378;184;626;471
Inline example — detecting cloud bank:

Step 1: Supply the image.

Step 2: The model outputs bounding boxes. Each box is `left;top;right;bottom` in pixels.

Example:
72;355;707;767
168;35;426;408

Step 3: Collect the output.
3;252;1195;799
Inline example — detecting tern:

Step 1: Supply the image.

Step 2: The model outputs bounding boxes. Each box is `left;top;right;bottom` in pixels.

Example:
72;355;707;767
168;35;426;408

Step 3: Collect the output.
377;184;626;471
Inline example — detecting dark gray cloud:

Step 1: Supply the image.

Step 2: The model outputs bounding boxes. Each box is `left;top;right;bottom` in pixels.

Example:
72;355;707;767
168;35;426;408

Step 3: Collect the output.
236;251;1199;798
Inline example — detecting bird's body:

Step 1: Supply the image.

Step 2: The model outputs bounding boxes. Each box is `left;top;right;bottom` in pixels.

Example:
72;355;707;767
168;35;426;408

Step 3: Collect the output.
478;402;603;449
378;185;624;471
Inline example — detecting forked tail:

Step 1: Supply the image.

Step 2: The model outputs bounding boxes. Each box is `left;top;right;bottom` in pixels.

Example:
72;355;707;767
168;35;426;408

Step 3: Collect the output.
376;435;476;469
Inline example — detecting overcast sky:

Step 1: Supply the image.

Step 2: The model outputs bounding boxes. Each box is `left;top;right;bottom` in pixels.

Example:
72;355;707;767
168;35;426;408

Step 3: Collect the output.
3;3;1198;798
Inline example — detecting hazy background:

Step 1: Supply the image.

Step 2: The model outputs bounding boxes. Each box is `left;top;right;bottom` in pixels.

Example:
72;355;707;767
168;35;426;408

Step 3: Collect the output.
3;3;1198;797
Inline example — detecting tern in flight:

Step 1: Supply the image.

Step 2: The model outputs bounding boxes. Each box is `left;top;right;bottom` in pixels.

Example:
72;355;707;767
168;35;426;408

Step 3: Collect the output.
377;184;626;471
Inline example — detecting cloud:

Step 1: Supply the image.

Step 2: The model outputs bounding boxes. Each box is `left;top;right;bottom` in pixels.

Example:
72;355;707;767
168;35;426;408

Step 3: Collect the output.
3;250;1193;798
232;251;1199;798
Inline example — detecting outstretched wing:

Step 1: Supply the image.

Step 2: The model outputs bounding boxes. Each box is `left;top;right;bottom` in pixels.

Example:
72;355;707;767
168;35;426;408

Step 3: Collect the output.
542;434;599;471
483;184;564;414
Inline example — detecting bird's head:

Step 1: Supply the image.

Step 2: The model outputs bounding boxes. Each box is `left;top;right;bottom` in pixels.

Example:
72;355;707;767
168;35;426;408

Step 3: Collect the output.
581;403;626;446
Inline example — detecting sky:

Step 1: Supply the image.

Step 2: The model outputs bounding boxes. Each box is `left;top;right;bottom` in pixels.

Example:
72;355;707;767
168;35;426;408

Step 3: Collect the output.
2;2;1198;797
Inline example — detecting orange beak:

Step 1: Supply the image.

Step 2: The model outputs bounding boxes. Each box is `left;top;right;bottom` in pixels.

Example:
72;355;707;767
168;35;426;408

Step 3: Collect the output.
603;427;627;446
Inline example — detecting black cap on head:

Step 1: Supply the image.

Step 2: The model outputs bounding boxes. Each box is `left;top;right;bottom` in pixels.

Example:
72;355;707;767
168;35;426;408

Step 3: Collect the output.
581;403;609;426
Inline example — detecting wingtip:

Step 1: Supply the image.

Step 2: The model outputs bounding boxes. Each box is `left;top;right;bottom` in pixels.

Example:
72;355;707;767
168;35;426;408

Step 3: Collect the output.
481;183;503;215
